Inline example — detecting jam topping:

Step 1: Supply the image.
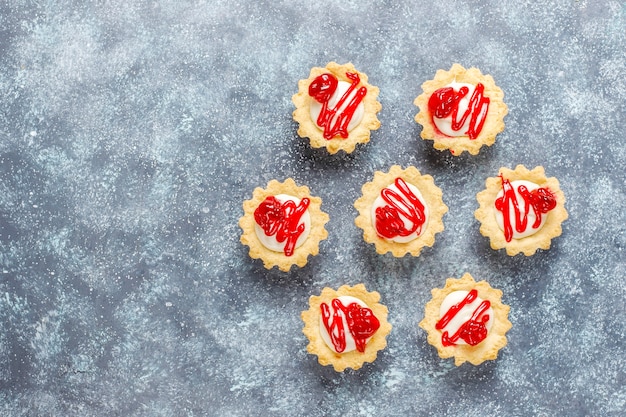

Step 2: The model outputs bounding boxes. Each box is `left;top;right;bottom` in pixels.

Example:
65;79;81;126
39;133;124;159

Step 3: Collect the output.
374;177;427;241
494;177;557;242
436;289;492;347
308;72;367;140
428;83;490;139
320;297;380;353
254;195;310;256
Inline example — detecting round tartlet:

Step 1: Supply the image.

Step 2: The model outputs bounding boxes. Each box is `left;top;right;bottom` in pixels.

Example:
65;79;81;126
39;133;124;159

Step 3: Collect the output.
419;273;512;366
292;62;382;154
354;165;448;257
414;63;508;156
301;283;392;372
474;165;568;256
239;178;329;271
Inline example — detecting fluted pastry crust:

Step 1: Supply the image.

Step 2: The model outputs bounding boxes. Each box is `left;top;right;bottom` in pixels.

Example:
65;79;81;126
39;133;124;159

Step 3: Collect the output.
301;284;392;372
354;165;448;257
239;178;329;271
292;62;381;154
414;63;508;156
419;273;512;366
474;165;568;256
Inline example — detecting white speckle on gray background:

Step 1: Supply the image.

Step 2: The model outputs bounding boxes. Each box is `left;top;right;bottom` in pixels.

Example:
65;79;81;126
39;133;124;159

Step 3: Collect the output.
1;0;625;416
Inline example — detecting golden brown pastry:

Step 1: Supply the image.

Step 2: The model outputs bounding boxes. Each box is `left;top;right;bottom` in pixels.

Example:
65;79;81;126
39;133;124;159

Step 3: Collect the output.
474;165;568;256
354;165;448;257
414;63;508;156
419;273;512;366
292;62;381;154
239;178;329;271
301;284;392;372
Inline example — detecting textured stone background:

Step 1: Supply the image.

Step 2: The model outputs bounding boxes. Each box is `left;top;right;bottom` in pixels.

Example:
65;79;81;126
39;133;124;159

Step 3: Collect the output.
1;0;625;416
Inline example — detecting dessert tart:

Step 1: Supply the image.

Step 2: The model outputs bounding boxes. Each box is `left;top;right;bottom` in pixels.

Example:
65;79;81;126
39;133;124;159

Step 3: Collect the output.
414;63;508;156
302;283;392;372
474;165;568;256
419;273;512;366
292;62;382;154
239;178;329;271
354;165;448;257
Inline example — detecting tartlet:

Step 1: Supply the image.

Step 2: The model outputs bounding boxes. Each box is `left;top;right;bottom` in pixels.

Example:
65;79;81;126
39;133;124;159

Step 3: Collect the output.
239;178;329;271
419;273;512;366
302;283;392;372
414;63;508;156
474;165;568;256
292;62;382;154
354;165;448;257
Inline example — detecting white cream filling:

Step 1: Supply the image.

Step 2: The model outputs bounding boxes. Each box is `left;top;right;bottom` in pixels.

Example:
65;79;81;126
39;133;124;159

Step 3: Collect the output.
254;194;311;252
439;290;493;346
319;295;369;354
432;82;475;137
309;80;365;133
494;180;547;239
370;181;429;243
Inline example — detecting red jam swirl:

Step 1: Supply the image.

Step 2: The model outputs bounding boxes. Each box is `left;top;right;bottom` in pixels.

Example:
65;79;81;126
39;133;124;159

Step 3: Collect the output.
428;83;490;139
375;177;426;239
308;72;367;140
494;177;557;242
436;289;491;347
254;195;310;256
320;298;380;353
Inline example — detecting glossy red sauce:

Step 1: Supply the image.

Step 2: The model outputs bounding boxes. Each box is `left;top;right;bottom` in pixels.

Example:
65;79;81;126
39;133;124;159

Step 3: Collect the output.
308;72;367;139
436;289;491;347
375;177;426;239
494;177;557;242
320;298;380;353
428;83;490;139
254;195;310;256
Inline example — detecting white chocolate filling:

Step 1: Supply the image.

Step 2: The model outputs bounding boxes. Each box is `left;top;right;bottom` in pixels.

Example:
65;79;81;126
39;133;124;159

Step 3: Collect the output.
494;180;548;239
310;80;365;133
254;194;311;252
370;181;429;243
319;295;370;354
439;290;494;346
433;82;475;137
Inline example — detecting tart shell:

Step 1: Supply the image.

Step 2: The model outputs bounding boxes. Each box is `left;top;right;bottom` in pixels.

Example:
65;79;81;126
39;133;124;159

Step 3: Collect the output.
292;62;382;154
239;178;329;272
419;273;512;366
474;165;568;256
301;283;392;372
354;165;448;257
414;63;508;156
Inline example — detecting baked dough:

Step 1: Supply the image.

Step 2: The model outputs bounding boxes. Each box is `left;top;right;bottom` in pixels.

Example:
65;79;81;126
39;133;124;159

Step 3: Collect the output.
302;283;392;372
419;273;512;366
239;178;329;271
354;165;448;257
292;62;381;154
414;63;508;156
474;165;568;256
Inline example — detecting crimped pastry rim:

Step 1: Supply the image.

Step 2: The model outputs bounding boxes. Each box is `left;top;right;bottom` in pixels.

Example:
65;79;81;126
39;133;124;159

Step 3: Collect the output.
301;283;392;372
474;165;568;256
419;273;512;366
354;165;448;257
292;62;382;155
239;178;329;271
414;63;508;156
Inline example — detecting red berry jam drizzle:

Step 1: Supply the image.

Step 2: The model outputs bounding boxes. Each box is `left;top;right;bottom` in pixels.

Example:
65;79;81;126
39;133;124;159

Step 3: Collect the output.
375;177;426;239
428;83;490;139
436;289;491;347
494;176;557;242
320;298;380;353
254;195;310;256
308;72;367;140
